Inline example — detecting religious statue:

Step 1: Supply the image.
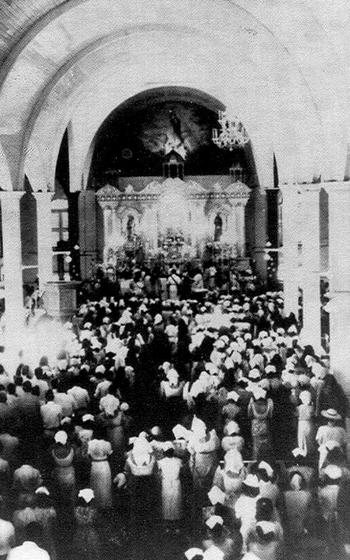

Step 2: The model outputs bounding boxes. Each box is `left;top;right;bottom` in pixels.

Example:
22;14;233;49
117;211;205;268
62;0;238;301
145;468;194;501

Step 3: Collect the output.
126;215;135;242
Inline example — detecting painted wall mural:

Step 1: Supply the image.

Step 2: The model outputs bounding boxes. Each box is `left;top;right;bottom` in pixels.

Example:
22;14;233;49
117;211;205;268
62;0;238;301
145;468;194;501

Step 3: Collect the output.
91;100;246;181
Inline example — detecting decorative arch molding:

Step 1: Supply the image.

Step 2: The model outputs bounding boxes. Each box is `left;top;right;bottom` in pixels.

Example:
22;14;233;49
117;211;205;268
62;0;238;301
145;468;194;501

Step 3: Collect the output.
118;207;143;239
0;142;13;191
0;0;339;190
206;202;233;221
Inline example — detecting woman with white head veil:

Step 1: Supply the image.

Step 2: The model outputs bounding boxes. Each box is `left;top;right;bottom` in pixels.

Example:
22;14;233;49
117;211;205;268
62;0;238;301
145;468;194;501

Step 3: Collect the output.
213;449;247;509
118;435;158;532
296;390;315;456
157;441;183;531
188;418;220;524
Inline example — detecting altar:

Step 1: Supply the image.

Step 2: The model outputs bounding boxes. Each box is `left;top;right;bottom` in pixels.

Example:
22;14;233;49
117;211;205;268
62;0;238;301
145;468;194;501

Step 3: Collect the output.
96;156;251;268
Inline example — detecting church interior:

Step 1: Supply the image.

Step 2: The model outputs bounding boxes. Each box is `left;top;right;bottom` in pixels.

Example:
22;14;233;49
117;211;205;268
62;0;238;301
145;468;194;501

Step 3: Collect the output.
0;1;349;559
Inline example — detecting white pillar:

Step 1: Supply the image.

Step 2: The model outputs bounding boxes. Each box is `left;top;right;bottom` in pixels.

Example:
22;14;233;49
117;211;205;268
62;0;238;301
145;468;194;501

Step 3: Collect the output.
79;190;97;279
324;182;350;396
0;191;25;343
102;206;112;261
224;207;237;250
143;205;157;251
235;200;249;256
299;184;322;352
34;192;53;289
253;188;267;278
280;184;301;316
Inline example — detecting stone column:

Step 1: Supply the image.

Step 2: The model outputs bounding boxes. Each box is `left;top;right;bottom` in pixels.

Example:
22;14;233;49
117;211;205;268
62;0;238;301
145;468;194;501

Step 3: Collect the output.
299;184;322;352
34;192;53;289
103;207;113;247
253;188;268;278
142;205;157;251
0;191;24;342
78;190;97;278
234;201;248;257
266;188;279;246
324;182;350;396
280;184;301;316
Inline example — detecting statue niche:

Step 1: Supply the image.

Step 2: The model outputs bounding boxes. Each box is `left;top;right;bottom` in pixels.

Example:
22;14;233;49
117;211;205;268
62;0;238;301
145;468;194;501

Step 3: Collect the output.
126;215;135;241
214;214;223;242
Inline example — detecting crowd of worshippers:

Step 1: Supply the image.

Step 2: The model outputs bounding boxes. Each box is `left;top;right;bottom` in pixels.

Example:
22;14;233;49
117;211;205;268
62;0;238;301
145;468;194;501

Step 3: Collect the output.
78;260;262;304
0;290;348;560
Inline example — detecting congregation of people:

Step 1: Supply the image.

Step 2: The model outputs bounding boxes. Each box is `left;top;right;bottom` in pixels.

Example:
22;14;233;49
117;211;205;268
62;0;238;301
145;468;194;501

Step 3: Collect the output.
78;260;261;304
0;265;349;560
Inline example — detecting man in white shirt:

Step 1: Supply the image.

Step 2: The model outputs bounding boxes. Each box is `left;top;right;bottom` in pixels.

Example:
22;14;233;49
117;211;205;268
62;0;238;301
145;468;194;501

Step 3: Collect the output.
52;381;77;417
40;390;62;435
67;381;90;411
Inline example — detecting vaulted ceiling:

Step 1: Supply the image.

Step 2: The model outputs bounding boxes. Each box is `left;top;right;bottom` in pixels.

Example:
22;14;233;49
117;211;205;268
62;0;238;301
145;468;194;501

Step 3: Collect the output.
0;0;348;190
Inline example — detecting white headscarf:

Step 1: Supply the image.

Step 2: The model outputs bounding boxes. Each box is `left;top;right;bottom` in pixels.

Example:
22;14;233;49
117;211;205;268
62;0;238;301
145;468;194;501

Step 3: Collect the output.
224;449;244;474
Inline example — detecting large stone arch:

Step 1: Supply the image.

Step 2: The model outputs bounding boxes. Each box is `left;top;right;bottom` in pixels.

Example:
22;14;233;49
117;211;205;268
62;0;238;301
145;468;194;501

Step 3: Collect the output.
23;28;320;192
0;0;343;192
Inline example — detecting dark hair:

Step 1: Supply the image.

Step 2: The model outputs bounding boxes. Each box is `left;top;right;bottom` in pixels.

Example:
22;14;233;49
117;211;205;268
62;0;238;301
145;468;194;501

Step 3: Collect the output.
290;452;307;467
32;385;40;397
24;521;44;544
327;447;345;465
22;380;32;393
255;524;276;543
81;418;95;431
242;484;260;498
35;492;53;509
321;475;341;487
35;367;43;379
257;467;273;483
22;365;32;379
208;523;224;540
51;378;58;390
164;448;175;458
57;382;67;394
77;496;94;508
256;498;273;521
7;383;16;395
0;391;6;404
45;389;54;402
256;443;276;469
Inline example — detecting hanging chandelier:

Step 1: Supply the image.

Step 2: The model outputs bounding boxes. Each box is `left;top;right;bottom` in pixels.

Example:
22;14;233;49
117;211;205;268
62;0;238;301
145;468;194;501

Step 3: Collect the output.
212;110;249;150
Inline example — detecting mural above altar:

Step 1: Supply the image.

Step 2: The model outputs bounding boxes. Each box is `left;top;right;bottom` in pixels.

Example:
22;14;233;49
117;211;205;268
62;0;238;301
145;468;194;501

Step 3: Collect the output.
96;175;251;267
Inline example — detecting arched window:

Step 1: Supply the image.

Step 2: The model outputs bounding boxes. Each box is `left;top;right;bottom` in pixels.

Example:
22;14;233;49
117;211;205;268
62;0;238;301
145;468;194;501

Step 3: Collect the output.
214;214;223;241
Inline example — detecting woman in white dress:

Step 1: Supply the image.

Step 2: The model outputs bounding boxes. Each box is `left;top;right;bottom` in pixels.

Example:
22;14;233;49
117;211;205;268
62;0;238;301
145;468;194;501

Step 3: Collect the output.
188;419;220;522
88;436;113;510
296;390;316;456
234;474;261;553
157;442;183;530
213;449;247;510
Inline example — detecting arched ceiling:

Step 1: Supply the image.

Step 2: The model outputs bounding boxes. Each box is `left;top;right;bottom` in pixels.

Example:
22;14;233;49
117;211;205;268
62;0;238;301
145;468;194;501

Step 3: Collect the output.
0;0;348;191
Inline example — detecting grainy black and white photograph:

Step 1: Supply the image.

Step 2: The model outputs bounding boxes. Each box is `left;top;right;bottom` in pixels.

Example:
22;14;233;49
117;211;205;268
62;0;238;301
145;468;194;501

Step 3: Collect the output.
0;1;349;559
